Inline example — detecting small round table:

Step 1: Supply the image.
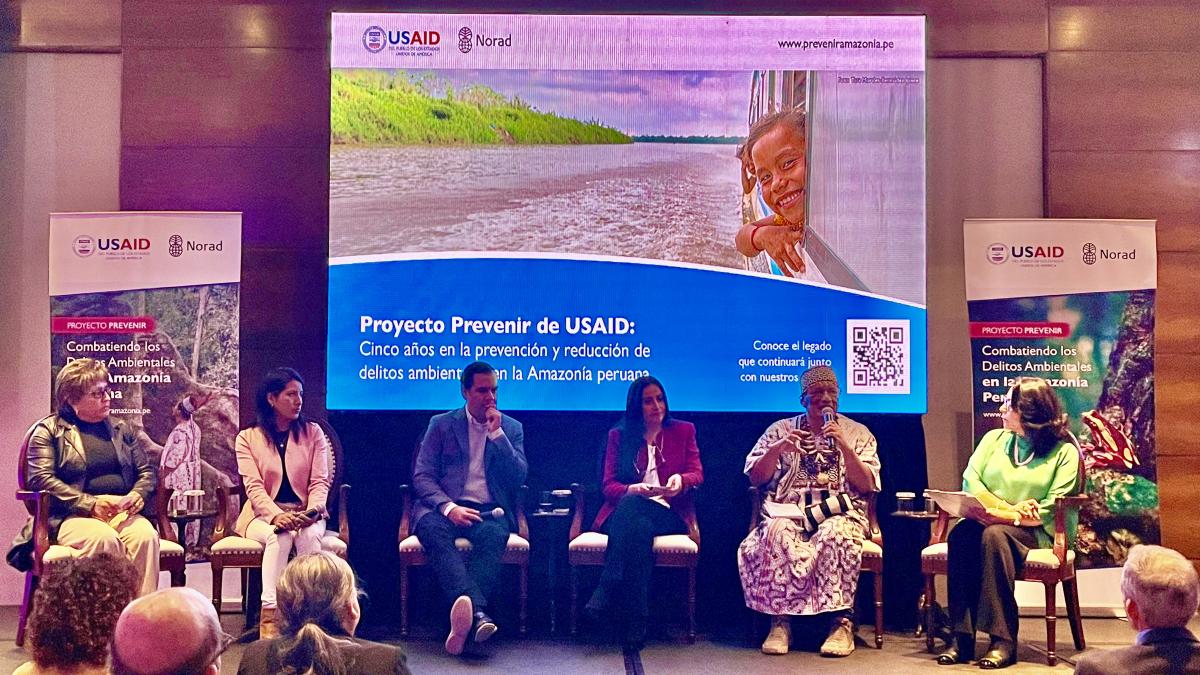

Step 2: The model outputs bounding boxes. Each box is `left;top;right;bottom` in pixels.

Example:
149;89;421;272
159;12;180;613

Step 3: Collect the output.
166;508;218;546
530;508;572;634
890;510;941;637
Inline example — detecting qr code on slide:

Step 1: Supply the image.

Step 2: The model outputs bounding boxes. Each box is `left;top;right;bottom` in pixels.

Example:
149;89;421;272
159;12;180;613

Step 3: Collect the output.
846;319;910;394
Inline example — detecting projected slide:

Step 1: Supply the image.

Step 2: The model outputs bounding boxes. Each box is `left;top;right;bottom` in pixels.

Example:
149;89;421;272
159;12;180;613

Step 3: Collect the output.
329;14;927;412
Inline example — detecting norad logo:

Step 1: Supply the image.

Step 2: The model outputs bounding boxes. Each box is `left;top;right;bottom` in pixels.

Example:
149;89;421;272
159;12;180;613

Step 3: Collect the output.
1084;242;1136;262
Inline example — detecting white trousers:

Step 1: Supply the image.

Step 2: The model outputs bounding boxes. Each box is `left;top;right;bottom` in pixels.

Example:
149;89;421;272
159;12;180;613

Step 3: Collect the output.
244;517;326;607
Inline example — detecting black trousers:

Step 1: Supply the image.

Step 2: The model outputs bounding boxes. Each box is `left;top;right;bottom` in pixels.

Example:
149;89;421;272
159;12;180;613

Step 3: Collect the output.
590;495;687;621
946;519;1040;641
415;506;509;610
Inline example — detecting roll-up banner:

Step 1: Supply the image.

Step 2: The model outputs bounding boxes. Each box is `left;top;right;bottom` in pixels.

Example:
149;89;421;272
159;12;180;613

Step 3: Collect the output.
49;212;241;560
965;218;1158;569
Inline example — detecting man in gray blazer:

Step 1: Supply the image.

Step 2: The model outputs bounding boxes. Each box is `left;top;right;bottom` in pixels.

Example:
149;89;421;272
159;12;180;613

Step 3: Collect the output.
1075;544;1200;675
413;361;527;656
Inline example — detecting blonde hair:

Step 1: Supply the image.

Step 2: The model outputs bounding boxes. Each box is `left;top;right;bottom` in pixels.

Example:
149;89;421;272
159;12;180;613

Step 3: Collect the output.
1122;544;1199;628
274;552;361;675
54;358;109;412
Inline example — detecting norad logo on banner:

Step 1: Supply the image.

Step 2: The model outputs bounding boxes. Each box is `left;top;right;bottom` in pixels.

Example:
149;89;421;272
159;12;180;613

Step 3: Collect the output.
48;212;241;561
964;219;1157;569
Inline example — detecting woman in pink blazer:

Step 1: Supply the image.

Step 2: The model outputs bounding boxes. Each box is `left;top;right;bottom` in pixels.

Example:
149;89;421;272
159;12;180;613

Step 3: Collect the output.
585;376;704;649
235;367;331;639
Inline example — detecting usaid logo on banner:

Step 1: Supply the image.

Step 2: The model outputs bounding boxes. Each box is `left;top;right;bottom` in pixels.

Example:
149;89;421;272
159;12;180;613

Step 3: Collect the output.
986;243;1008;264
169;234;184;257
362;26;387;53
73;235;96;257
458;27;473;53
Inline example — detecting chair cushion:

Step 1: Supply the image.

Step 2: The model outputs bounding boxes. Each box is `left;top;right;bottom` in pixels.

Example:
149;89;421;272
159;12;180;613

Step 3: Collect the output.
921;542;948;560
567;532;698;555
160;538;185;557
1025;548;1075;569
861;538;882;558
210;536;263;555
398;533;529;555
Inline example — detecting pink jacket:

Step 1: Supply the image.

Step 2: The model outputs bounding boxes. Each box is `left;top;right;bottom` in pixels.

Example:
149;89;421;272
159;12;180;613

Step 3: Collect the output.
234;422;331;536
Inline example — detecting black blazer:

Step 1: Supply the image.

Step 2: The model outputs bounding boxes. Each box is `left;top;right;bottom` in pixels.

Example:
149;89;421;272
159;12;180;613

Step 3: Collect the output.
237;635;411;675
1074;627;1200;675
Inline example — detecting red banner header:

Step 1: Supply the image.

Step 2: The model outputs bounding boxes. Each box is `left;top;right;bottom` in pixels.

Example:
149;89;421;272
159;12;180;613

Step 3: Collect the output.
969;322;1070;339
51;316;157;334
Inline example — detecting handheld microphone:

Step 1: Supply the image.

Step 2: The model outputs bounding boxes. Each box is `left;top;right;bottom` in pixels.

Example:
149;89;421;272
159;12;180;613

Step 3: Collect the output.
821;407;836;449
479;507;506;521
274;507;323;534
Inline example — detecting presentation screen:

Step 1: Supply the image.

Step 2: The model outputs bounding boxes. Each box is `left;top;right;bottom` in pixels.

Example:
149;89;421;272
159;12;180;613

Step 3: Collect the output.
328;13;927;412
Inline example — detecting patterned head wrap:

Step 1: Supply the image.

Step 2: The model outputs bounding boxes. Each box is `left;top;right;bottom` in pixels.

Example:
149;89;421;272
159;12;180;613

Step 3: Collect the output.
179;398;196;414
801;365;838;393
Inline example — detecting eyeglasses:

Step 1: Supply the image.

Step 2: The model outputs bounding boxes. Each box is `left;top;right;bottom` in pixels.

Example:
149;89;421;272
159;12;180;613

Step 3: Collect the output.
84;386;112;400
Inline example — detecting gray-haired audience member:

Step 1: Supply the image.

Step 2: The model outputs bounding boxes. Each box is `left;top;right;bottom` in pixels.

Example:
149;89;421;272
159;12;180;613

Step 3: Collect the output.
110;587;229;675
1075;544;1200;675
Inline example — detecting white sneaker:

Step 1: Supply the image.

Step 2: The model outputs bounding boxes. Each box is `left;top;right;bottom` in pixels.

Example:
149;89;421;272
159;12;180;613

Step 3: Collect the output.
445;595;473;655
819;617;856;657
761;616;790;655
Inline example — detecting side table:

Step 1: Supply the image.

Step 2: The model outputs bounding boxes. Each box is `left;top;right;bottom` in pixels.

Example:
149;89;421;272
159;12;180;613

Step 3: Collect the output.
530;508;571;634
890;510;941;637
167;508;218;548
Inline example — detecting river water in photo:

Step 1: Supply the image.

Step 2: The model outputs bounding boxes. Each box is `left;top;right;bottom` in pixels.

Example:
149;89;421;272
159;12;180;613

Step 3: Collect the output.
330;143;744;270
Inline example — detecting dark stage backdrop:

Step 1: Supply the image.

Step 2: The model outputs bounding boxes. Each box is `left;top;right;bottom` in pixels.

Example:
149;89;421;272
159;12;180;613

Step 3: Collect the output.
332;409;928;639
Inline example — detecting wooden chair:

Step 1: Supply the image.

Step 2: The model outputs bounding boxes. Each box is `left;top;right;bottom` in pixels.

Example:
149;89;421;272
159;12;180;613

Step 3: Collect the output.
209;419;350;616
567;483;700;643
13;420;186;647
746;487;884;648
396;474;530;637
920;496;1087;665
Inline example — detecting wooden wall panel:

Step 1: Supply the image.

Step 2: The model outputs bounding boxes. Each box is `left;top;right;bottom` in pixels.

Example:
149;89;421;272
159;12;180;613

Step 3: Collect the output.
122;47;328;148
0;0;120;50
1155;353;1200;456
1158;455;1200;554
925;0;1048;55
1050;0;1200;52
1047;52;1200;152
120;147;329;249
122;0;330;49
1155;254;1200;355
1047;151;1200;252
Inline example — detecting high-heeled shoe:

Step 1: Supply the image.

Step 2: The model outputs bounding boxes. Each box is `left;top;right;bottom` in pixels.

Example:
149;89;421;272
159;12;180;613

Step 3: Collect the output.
936;632;975;665
978;638;1016;669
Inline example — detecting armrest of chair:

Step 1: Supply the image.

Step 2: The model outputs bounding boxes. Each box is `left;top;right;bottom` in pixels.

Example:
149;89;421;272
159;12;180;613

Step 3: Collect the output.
337;484;350;546
928;504;952;546
156;486;179;544
515;485;529;540
684;509;701;548
397;484;412;540
212;484;231;543
1052;495;1088;565
16;490;51;573
865;492;883;547
568;483;586;540
747;486;763;532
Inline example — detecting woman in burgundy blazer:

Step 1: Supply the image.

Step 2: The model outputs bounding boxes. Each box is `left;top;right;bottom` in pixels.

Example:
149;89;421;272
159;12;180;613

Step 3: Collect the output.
585;376;704;649
235;367;332;639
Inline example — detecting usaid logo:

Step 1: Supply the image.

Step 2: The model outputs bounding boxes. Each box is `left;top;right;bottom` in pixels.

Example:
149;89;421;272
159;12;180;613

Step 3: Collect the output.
1082;242;1097;265
986;243;1008;264
458;27;473;53
169;234;184;258
73;235;96;258
362;26;386;53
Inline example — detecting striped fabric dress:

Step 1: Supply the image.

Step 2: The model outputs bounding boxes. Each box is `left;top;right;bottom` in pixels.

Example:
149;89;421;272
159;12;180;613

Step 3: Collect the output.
738;413;880;616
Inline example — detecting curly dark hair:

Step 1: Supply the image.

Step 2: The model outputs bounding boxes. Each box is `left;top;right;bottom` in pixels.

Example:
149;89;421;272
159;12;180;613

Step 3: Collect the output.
28;553;139;669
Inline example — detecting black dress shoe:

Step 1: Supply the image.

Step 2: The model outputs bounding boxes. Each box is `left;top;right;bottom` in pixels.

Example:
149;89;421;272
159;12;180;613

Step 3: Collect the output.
936;632;975;665
978;638;1016;669
472;611;498;644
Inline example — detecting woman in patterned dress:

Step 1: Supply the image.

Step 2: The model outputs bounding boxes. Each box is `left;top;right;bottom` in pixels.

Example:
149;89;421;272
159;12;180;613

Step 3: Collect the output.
160;398;201;551
738;365;881;658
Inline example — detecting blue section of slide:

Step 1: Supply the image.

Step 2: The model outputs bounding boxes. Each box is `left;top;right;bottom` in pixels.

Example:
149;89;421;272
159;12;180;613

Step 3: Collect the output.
328;257;927;413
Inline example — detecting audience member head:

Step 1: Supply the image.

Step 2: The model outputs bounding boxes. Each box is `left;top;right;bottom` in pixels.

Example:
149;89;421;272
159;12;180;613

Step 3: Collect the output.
111;587;227;675
1005;376;1071;456
273;552;364;675
54;357;112;422
1121;544;1200;631
254;366;306;438
27;553;138;673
